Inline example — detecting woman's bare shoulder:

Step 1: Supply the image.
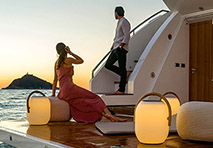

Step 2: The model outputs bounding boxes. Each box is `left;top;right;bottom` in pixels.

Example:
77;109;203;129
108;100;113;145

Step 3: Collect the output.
65;57;75;63
62;58;74;67
54;60;59;67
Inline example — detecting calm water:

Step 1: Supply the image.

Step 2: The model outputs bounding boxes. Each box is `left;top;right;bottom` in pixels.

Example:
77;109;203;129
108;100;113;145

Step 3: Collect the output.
0;89;56;121
0;89;57;148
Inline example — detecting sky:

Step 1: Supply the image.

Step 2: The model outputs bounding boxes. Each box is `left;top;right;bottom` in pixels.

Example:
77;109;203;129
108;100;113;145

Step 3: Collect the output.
0;0;168;89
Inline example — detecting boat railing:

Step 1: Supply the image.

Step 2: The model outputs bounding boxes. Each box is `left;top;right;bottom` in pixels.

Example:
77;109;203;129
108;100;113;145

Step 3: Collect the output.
91;9;169;78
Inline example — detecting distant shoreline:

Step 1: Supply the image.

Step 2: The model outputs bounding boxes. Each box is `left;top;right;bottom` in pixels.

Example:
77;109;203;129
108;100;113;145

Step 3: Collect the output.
4;73;58;90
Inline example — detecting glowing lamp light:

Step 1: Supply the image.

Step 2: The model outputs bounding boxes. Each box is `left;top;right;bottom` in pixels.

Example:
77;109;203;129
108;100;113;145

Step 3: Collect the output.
163;92;180;115
27;91;50;125
134;92;172;144
137;143;166;148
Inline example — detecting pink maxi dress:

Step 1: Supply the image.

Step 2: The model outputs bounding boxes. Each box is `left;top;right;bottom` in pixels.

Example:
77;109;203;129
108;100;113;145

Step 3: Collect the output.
56;66;106;123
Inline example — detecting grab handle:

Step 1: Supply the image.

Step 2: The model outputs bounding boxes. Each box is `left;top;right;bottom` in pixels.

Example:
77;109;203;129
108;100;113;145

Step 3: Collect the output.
163;91;180;101
27;91;46;113
134;92;172;126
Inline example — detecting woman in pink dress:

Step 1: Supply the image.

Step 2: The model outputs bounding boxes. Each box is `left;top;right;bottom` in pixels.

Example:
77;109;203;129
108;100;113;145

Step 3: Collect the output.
52;42;126;123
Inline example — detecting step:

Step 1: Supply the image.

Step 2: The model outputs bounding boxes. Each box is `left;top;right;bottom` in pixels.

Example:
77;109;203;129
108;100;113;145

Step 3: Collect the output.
105;93;133;96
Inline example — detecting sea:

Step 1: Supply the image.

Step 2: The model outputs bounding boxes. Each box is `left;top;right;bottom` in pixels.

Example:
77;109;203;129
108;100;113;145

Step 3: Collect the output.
0;89;57;148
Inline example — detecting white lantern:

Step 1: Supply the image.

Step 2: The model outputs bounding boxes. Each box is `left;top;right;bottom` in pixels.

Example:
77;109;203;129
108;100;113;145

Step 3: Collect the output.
27;91;51;125
163;92;180;115
134;92;172;144
27;91;71;125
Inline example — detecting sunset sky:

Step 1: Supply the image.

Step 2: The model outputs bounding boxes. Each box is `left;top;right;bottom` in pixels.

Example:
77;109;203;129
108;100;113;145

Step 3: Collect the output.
0;0;168;89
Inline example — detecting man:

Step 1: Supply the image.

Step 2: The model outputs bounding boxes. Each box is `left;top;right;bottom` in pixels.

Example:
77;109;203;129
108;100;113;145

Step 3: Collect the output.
105;6;131;95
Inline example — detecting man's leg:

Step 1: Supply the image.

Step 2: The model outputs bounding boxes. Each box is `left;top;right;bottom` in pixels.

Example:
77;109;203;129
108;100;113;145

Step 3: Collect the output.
105;49;120;75
117;49;127;92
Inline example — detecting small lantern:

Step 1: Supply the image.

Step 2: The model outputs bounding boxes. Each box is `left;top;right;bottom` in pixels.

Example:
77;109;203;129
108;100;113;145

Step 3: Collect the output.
134;92;172;144
27;91;71;125
163;92;180;115
27;91;51;125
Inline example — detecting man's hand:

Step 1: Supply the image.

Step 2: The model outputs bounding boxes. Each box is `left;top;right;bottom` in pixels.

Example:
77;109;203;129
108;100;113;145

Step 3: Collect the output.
119;43;125;49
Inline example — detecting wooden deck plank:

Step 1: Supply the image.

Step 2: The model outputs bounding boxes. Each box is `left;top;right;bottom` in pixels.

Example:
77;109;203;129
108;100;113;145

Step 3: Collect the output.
0;120;213;148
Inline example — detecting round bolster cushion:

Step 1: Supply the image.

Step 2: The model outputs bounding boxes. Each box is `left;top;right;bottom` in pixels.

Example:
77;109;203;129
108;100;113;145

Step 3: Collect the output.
48;97;71;122
177;101;213;142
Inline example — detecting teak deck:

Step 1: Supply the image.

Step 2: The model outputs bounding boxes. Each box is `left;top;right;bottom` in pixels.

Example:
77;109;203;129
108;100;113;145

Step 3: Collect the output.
1;118;213;148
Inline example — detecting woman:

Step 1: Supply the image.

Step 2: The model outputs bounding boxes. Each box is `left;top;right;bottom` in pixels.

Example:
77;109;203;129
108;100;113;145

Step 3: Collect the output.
52;42;127;123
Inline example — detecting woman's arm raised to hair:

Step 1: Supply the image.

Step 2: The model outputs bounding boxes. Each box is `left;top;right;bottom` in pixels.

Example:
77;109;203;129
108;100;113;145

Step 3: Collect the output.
65;46;84;64
52;62;58;96
69;52;84;64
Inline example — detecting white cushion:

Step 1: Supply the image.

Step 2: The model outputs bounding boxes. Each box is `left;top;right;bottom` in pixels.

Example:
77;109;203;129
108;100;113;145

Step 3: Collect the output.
95;122;134;135
177;101;213;142
48;97;71;122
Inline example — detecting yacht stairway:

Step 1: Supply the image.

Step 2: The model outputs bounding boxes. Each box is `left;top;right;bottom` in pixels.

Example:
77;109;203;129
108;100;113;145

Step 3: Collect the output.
90;10;170;106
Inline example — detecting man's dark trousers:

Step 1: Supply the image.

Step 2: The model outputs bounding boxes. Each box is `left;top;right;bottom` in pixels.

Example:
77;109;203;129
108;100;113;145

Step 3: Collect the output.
105;47;127;92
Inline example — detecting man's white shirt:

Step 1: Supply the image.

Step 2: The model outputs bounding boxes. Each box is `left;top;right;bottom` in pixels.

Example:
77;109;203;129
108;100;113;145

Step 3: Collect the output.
113;17;131;51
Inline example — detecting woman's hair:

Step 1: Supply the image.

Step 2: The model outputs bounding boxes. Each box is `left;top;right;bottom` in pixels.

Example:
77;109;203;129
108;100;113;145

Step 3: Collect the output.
115;6;125;16
56;42;66;69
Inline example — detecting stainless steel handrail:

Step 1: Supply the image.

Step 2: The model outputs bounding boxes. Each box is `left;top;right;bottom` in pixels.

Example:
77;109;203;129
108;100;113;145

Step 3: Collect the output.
92;50;112;78
91;9;169;78
130;10;169;35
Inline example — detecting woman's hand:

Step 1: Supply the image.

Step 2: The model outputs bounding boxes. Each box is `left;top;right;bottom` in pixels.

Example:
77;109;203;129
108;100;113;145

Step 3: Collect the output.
65;46;71;54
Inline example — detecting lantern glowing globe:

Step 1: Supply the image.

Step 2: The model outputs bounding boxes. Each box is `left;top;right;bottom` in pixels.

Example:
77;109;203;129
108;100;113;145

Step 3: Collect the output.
134;92;172;144
163;92;180;115
27;91;51;125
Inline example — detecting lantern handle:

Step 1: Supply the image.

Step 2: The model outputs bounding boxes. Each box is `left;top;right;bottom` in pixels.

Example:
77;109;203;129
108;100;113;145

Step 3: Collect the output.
161;96;172;126
134;92;172;126
27;91;46;113
163;91;180;102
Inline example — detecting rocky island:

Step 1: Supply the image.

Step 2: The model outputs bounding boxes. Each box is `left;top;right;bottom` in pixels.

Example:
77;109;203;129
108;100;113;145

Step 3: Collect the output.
5;73;53;89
